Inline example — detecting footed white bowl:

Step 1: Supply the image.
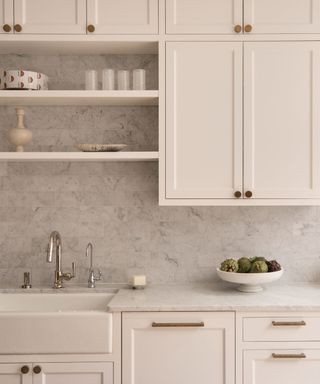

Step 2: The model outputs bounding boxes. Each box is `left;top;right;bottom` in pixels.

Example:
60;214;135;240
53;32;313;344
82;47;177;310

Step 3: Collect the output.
216;268;284;293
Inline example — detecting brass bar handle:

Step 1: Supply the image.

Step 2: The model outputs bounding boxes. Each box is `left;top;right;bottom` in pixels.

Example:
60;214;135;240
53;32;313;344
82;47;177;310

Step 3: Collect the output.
152;322;205;328
272;321;306;327
272;353;306;359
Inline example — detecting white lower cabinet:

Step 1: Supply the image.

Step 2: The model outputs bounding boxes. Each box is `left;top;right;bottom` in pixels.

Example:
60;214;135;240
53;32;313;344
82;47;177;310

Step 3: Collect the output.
0;362;112;384
244;349;320;384
0;363;32;384
122;312;235;384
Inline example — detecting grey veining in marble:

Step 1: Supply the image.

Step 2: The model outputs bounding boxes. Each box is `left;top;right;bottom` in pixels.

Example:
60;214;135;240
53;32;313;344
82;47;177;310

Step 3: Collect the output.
0;55;320;288
108;283;320;312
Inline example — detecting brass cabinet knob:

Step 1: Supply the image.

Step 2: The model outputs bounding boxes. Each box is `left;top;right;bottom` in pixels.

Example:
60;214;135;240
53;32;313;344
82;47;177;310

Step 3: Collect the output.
234;25;242;33
14;24;22;32
245;191;253;198
3;24;11;32
87;24;95;33
244;24;253;33
33;366;42;374
234;191;242;198
21;366;30;374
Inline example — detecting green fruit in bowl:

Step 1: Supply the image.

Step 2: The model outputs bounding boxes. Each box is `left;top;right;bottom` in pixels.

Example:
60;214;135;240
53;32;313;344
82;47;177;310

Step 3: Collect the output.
238;257;251;273
250;260;268;273
220;259;239;273
250;256;266;263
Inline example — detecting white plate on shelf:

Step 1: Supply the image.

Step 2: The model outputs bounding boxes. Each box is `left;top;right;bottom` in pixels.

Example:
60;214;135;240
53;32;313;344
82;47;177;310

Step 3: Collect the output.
76;144;127;152
216;268;284;293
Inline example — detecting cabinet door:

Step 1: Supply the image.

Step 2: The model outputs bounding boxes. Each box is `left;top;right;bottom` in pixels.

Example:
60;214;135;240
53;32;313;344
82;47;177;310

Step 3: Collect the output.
0;0;13;34
244;0;320;34
87;0;158;34
32;362;113;384
14;0;87;34
166;0;243;34
166;42;243;199
244;42;320;199
244;350;320;384
123;312;235;384
0;363;32;384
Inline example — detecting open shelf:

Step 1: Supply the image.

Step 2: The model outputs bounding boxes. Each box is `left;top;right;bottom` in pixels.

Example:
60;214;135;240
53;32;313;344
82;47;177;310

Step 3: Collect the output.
0;151;159;162
0;90;159;106
0;35;158;54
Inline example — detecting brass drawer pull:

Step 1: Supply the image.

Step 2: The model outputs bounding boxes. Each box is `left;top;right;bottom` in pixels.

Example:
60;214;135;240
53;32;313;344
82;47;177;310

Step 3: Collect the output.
244;24;253;33
234;25;242;33
272;321;306;327
152;322;205;328
272;353;306;359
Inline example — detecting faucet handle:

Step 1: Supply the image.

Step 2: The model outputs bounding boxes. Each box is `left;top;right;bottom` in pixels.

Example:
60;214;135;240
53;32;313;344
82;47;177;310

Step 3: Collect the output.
95;269;102;281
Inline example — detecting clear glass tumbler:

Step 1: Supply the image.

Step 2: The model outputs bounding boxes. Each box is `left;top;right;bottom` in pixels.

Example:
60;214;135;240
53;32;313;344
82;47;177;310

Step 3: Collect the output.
85;70;98;90
102;69;115;90
133;69;146;90
117;70;130;90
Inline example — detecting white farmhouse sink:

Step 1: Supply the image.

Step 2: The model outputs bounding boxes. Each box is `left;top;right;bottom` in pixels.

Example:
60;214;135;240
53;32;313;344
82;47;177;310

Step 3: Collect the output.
0;292;115;355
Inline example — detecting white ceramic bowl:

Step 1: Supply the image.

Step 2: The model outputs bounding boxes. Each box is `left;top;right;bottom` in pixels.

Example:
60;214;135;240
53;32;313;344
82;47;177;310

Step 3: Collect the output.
216;268;284;293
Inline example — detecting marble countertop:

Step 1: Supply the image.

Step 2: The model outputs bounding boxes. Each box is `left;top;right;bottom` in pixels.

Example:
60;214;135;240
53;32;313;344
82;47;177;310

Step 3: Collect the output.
1;283;320;312
107;283;320;312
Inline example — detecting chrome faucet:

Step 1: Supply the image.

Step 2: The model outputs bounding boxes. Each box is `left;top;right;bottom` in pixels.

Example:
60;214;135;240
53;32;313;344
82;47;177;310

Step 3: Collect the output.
46;231;76;289
86;243;102;288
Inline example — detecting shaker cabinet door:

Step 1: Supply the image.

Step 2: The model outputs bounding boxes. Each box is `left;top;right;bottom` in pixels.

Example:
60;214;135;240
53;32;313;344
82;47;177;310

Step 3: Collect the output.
244;42;320;199
244;350;320;384
32;362;113;384
13;0;87;34
0;363;32;384
87;0;158;34
166;0;243;34
244;0;320;34
123;312;235;384
0;0;13;34
166;42;243;199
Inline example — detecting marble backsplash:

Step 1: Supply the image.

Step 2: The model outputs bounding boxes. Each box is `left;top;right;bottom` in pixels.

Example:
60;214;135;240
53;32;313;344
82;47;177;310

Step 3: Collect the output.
0;55;320;287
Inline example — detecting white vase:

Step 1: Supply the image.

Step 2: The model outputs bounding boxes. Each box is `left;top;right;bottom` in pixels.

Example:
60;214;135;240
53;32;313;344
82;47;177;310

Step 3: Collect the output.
8;108;32;152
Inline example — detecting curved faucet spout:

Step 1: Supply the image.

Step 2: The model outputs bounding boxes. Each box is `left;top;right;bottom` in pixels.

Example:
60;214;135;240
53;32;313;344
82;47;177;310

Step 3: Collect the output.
46;231;75;289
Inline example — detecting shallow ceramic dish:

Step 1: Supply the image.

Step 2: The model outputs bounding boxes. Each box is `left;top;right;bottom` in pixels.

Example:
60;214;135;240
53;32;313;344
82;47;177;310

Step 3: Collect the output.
216;268;284;293
76;144;127;152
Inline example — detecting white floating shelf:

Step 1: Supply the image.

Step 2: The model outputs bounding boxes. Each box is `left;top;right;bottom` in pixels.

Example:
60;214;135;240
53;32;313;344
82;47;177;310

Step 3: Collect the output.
0;35;158;54
0;152;159;162
0;90;159;106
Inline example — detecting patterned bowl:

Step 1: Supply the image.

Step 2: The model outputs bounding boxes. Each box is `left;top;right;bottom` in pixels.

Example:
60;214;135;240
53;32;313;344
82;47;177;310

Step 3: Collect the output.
0;69;49;90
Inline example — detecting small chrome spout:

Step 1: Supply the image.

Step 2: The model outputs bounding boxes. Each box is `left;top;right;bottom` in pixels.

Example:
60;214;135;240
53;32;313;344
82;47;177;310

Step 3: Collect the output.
86;243;102;288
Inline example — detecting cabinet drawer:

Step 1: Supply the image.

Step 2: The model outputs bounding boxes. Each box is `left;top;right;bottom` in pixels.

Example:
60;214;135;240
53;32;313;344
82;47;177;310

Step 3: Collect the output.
243;316;320;342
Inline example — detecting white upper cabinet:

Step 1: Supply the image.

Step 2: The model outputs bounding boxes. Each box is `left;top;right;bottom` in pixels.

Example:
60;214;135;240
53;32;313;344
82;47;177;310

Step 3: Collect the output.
122;312;235;384
0;0;13;33
166;42;243;199
87;0;158;34
14;0;87;34
244;42;320;199
166;0;243;34
244;350;320;384
244;0;320;34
